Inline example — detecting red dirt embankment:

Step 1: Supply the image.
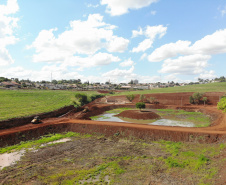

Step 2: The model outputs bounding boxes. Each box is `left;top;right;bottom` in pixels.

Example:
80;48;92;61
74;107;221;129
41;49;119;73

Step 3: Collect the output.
116;110;161;120
0;92;226;147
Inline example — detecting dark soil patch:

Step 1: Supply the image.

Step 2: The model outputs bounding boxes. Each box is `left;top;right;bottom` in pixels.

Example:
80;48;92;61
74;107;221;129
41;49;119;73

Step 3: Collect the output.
115;110;161;120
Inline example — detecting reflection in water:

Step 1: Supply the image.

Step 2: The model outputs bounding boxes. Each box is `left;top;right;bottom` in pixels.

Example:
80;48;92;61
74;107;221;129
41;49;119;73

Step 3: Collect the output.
93;113;195;127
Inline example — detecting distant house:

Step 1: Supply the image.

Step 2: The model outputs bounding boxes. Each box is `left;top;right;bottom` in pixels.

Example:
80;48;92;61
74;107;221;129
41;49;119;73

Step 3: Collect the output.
0;81;21;88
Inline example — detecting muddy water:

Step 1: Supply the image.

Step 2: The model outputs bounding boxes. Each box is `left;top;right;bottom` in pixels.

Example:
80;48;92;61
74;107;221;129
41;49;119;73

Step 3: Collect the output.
0;138;71;170
93;113;195;127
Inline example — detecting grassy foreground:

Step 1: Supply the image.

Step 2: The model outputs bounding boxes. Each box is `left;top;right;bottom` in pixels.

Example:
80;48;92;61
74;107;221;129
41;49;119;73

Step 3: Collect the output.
113;82;226;96
0;89;97;121
0;132;225;184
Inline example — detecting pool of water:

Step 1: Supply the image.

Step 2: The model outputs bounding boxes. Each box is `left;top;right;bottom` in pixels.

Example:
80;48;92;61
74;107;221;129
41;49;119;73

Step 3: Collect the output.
0;138;72;170
92;113;195;127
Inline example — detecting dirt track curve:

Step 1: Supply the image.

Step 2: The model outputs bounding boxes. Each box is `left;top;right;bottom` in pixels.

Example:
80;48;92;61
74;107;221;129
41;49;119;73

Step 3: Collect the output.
0;92;226;147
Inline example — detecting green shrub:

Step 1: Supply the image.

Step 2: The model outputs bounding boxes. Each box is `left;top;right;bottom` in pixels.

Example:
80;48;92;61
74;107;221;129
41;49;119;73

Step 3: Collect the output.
126;94;135;102
136;102;145;111
139;94;146;102
189;96;194;104
90;94;105;101
217;97;226;112
74;93;88;106
190;92;203;104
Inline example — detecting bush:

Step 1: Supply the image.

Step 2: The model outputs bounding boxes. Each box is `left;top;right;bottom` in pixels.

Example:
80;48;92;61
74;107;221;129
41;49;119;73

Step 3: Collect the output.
189;96;194;104
126;94;135;102
74;93;88;107
217;97;226;112
136;102;145;111
190;92;203;104
139;94;146;102
90;94;105;101
150;97;156;104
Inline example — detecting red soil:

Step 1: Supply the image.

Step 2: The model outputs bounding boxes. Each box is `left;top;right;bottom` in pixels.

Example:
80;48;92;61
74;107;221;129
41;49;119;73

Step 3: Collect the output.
0;92;226;147
115;110;161;120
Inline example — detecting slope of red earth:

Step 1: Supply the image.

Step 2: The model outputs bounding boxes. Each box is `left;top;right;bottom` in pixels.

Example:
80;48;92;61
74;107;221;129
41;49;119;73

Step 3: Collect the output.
0;92;226;147
115;110;161;120
0;92;225;184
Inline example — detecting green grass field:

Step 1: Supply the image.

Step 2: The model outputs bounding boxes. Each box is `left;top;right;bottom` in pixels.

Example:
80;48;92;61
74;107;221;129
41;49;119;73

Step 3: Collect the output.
113;82;226;96
0;89;97;121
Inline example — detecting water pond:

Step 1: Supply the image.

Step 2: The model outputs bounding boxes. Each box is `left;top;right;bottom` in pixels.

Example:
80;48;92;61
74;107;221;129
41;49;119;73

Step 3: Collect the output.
0;138;71;170
91;113;195;127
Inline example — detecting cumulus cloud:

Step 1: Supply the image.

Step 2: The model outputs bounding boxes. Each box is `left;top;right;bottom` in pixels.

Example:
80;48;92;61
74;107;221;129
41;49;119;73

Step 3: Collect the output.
132;25;167;53
147;29;226;77
102;66;135;77
148;29;226;62
0;0;19;66
198;70;216;79
148;40;192;62
191;29;226;55
28;14;128;67
159;54;211;75
119;58;135;67
100;0;158;16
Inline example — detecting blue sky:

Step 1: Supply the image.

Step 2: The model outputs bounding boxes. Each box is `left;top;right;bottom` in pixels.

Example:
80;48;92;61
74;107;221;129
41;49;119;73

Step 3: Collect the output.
1;0;226;83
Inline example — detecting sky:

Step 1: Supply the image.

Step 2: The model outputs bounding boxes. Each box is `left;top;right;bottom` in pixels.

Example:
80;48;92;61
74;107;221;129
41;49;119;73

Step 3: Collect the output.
0;0;226;83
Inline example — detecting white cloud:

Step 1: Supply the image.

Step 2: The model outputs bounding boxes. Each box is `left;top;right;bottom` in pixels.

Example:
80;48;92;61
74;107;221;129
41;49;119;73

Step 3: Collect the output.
0;0;19;15
120;58;135;67
102;66;135;77
132;39;153;53
66;52;121;68
140;53;147;60
106;36;129;53
132;25;167;53
159;54;211;75
101;0;159;16
0;0;19;66
198;70;216;79
132;27;143;38
148;40;192;62
191;29;226;55
148;29;226;62
28;14;128;67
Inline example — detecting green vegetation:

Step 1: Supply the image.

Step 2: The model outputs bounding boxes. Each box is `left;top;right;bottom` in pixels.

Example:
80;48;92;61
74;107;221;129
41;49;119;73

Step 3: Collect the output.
126;94;135;102
1;132;225;184
112;82;226;96
0;132;92;154
139;94;146;102
156;109;210;127
218;97;226;112
136;102;146;111
0;89;98;121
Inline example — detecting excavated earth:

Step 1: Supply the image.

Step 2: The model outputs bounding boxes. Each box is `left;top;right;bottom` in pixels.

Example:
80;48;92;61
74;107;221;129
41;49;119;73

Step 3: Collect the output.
0;92;226;147
115;110;161;120
0;92;226;184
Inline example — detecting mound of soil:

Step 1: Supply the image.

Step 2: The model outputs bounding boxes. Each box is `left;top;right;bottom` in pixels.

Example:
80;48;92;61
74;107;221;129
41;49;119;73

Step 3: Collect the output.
115;110;161;120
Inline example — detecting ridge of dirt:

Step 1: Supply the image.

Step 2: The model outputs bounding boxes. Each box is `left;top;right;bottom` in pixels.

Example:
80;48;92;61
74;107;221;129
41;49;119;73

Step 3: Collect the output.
115;110;161;120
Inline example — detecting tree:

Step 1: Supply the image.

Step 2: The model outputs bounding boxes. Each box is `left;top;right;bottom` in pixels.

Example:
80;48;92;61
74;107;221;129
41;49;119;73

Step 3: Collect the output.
139;94;146;102
126;94;135;102
217;97;226;112
74;93;88;106
203;97;208;106
150;97;156;104
192;92;203;104
136;102;145;112
189;96;194;104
